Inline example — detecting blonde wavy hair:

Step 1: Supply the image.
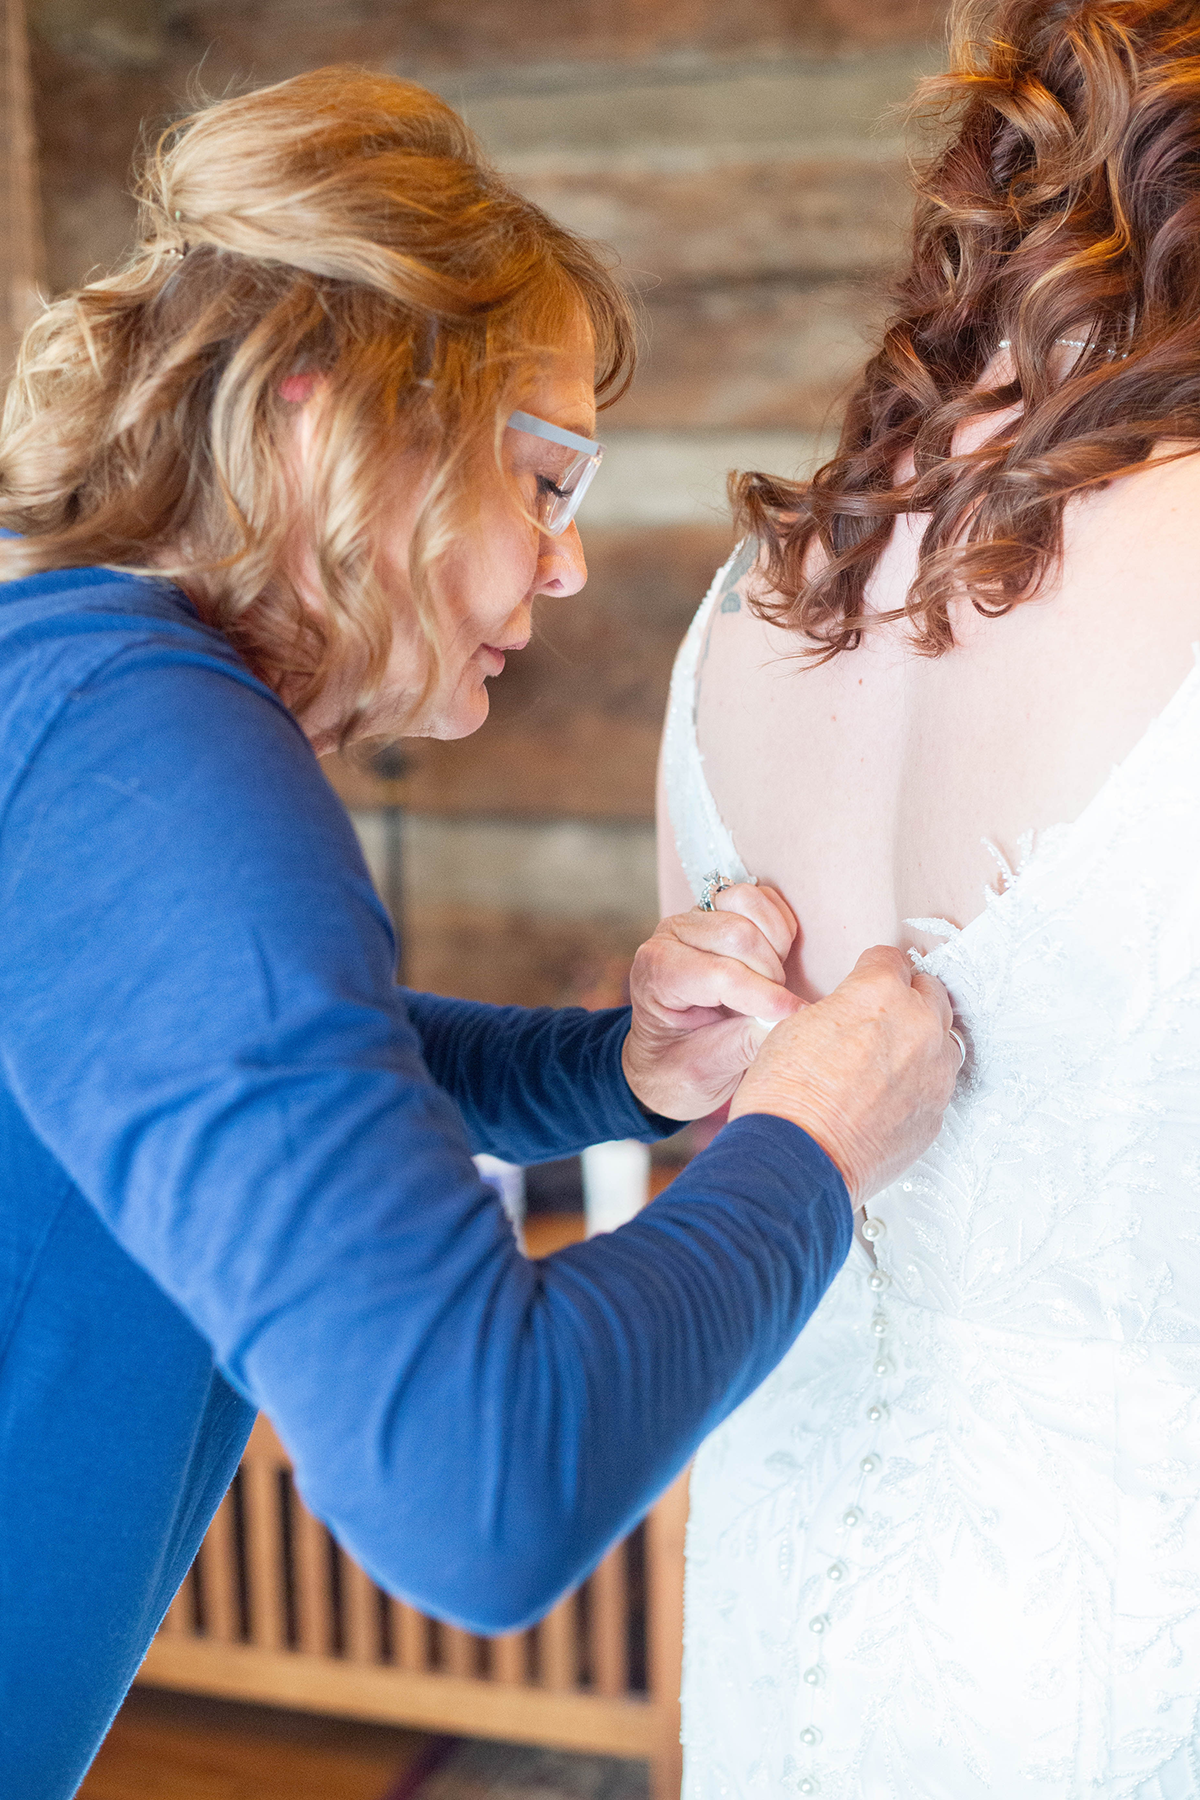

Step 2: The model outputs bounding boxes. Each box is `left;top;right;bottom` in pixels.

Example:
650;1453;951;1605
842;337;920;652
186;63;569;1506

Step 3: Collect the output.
0;67;635;734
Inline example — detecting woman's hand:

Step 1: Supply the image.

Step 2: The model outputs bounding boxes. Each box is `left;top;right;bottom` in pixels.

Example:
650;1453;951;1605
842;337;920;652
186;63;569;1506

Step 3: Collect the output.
729;945;959;1209
622;883;803;1122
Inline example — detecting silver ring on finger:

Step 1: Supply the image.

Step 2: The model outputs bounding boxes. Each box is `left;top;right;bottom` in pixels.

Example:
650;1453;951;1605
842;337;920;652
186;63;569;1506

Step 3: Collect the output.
700;871;733;913
948;1027;967;1071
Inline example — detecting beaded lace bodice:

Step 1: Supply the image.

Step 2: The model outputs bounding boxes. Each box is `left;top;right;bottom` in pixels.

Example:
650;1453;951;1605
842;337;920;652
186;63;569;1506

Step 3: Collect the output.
666;547;1200;1799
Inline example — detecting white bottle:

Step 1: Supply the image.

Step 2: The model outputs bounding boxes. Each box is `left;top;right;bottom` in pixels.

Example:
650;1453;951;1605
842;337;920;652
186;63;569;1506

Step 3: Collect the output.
581;1139;651;1237
473;1154;526;1251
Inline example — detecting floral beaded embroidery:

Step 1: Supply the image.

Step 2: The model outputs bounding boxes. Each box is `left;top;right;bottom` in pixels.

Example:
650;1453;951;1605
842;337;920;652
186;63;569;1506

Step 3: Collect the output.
668;608;1200;1797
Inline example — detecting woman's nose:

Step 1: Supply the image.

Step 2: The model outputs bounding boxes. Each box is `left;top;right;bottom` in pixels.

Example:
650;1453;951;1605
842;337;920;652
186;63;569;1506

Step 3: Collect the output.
535;522;587;598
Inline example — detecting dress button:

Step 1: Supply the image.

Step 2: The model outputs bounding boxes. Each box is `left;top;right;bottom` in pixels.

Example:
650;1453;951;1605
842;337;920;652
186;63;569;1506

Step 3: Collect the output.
870;1313;888;1336
867;1402;888;1424
868;1270;890;1291
803;1665;825;1687
861;1218;885;1242
798;1779;820;1795
872;1356;892;1377
860;1454;881;1475
842;1507;862;1528
800;1726;823;1747
826;1561;847;1582
809;1613;830;1635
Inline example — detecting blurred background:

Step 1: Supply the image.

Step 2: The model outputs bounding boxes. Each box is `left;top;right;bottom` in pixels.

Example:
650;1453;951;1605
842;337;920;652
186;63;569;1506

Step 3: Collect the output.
30;0;946;1014
11;2;950;1796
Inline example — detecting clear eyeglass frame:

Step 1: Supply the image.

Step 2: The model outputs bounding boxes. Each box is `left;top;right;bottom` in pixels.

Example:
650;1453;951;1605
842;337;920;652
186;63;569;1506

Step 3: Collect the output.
506;409;604;536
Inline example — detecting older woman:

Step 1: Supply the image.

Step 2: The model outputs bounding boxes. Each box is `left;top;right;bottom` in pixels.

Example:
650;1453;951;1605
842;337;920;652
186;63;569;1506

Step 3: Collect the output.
0;69;955;1797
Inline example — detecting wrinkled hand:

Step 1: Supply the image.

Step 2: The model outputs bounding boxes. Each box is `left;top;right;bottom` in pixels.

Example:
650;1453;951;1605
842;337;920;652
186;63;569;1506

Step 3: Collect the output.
622;884;803;1122
729;945;959;1209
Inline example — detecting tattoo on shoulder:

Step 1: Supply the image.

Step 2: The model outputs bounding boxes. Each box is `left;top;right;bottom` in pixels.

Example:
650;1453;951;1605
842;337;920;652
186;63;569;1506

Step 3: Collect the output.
695;541;756;720
727;536;758;587
716;536;757;615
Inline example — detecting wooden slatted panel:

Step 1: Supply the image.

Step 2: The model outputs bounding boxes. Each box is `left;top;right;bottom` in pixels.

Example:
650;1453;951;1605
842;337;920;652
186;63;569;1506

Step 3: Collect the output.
647;1471;690;1800
388;1599;429;1672
341;1551;381;1664
160;1577;192;1638
196;1490;240;1643
440;1624;476;1678
242;1435;285;1651
539;1593;577;1691
292;1500;332;1656
147;1415;685;1799
588;1543;629;1696
490;1631;527;1684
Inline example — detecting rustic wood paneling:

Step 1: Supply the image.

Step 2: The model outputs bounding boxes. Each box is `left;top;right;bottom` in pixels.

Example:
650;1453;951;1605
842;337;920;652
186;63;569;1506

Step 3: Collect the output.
397;902;652;1009
323;522;732;822
610;277;887;432
516;154;912;289
0;0;42;371
53;0;946;87
31;15;943;302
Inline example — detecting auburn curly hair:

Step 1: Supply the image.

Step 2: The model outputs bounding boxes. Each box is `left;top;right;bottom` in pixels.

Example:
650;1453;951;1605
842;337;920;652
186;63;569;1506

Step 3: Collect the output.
0;68;634;735
736;0;1200;656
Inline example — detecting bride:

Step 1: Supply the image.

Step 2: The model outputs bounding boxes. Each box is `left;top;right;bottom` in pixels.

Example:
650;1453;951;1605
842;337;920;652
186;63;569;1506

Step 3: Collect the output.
659;1;1200;1794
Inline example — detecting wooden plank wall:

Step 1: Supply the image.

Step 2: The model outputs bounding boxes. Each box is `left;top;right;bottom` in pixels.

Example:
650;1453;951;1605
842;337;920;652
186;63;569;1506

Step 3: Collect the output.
0;0;42;374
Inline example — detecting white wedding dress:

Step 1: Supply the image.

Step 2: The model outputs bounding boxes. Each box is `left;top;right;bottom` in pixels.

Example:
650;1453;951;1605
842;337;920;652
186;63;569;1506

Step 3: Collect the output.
663;548;1200;1800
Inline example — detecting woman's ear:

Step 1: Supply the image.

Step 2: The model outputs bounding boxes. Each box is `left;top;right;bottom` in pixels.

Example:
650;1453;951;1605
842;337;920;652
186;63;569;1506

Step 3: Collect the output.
279;372;319;405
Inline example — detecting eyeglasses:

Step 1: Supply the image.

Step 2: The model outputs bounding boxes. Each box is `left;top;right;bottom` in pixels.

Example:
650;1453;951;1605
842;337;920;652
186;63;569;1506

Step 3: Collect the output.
506;409;604;536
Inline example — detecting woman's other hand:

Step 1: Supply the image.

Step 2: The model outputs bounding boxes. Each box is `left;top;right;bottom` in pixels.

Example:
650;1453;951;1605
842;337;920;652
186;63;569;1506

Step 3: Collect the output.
622;883;802;1122
729;945;959;1208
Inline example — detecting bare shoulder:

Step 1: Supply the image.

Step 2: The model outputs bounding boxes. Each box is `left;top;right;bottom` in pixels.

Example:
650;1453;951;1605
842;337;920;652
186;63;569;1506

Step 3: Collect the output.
1079;435;1200;527
699;545;790;706
709;534;766;620
1060;438;1200;643
702;529;829;674
695;535;844;779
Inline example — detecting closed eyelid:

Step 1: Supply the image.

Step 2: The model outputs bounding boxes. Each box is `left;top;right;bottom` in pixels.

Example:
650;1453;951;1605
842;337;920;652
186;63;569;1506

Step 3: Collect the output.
510;444;573;478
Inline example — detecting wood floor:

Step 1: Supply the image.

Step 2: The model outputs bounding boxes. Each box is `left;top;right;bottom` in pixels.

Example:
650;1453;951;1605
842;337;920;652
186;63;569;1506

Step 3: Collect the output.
78;1690;651;1800
79;1688;439;1800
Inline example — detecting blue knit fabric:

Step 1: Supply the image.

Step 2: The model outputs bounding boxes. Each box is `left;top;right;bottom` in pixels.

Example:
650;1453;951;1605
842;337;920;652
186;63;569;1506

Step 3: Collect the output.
0;566;852;1798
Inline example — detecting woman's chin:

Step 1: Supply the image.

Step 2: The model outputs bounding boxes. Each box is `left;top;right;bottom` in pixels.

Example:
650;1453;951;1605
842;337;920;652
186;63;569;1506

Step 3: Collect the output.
426;682;491;741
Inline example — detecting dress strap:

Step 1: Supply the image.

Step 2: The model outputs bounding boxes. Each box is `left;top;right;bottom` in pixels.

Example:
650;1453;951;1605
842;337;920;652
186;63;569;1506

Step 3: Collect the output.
661;543;754;901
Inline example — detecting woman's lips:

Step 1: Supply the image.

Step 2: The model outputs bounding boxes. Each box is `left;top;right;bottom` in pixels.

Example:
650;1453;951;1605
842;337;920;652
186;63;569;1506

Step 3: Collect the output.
477;638;529;677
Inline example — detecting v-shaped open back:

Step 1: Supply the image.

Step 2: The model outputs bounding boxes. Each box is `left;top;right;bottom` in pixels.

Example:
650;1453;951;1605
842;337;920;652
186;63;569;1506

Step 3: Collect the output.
670;544;1200;1798
664;542;1200;959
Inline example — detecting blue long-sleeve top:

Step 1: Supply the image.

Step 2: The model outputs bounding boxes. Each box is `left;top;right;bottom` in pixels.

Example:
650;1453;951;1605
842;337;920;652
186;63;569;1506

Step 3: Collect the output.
0;565;852;1798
